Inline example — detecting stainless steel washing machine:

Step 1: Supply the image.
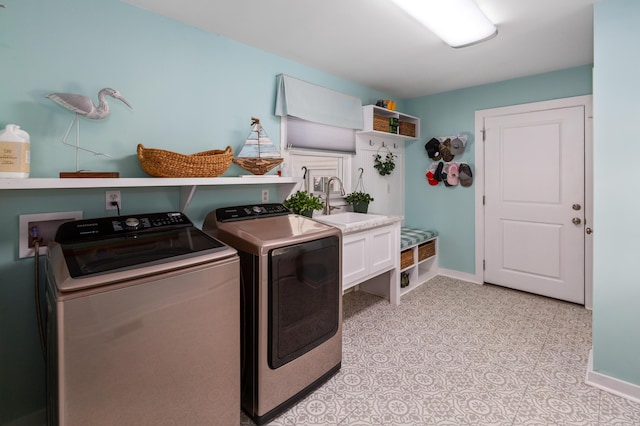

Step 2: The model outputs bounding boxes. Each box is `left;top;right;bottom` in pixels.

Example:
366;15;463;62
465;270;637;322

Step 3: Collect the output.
46;212;240;426
203;203;342;425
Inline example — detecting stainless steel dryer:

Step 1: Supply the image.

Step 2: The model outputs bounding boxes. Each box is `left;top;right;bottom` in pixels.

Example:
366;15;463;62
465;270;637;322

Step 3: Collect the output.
203;204;342;425
46;212;240;426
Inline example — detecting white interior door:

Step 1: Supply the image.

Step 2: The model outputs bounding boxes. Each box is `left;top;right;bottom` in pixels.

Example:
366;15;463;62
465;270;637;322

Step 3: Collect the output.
484;106;585;304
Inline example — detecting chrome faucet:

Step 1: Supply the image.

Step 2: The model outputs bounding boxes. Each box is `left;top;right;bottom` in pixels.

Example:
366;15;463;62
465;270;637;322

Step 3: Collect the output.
324;176;345;215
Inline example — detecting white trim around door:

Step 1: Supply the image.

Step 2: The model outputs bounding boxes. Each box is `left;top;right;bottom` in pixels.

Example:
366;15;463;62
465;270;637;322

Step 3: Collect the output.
474;95;594;309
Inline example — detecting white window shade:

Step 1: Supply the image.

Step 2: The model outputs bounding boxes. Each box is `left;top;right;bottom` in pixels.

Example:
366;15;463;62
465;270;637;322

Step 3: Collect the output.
286;116;356;154
275;74;364;130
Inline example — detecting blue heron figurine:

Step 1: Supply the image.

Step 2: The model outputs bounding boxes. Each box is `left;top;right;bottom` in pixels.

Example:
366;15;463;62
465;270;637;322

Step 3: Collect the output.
46;88;132;171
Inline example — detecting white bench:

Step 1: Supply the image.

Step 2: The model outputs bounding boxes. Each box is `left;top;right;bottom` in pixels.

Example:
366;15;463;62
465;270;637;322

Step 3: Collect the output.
399;227;438;296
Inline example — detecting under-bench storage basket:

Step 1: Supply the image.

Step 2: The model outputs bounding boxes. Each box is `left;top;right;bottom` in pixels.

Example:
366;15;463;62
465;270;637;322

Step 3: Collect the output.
137;144;233;177
400;249;414;270
418;240;436;261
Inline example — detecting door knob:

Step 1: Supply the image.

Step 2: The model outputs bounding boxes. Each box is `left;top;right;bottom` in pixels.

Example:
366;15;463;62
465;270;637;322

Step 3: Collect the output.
586;227;593;235
572;204;582;211
572;217;582;225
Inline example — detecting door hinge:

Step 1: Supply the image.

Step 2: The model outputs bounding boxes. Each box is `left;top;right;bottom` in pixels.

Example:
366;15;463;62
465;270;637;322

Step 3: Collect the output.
481;128;486;142
483;195;485;205
483;259;486;270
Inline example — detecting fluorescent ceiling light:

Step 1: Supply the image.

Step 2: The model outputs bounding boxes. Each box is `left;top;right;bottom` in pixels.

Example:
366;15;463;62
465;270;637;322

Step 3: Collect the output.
391;0;498;48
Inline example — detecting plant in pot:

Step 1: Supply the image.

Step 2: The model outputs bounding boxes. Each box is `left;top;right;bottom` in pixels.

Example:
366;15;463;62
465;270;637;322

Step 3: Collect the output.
283;190;324;217
345;191;374;214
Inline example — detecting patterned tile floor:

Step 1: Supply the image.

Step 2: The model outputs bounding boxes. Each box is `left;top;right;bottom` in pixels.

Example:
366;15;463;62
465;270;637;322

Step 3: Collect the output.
242;276;640;425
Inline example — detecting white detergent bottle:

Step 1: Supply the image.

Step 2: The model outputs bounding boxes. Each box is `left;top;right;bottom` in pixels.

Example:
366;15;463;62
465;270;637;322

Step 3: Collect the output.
0;124;30;178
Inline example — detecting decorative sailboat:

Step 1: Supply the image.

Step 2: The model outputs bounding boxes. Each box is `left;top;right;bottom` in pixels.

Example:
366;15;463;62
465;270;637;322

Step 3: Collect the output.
233;117;283;175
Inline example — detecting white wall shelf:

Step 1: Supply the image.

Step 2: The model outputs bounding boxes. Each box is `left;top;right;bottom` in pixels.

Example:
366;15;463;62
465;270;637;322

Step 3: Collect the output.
0;177;300;211
358;105;420;141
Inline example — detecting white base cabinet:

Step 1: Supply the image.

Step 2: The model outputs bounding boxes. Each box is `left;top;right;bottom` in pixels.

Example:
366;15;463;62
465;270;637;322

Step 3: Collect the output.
342;223;401;304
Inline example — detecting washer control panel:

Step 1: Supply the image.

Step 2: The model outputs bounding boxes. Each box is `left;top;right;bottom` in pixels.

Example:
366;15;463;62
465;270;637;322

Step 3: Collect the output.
55;212;191;243
216;203;290;222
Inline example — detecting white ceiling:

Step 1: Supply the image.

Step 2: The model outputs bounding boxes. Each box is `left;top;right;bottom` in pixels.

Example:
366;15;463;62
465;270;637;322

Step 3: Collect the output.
122;0;595;98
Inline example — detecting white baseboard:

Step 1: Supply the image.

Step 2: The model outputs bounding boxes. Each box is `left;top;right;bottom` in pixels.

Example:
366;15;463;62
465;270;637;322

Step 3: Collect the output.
586;349;640;404
438;268;482;284
4;409;46;426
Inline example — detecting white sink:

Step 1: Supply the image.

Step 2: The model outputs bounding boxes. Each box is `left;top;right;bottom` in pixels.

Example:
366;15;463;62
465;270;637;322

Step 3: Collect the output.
314;212;385;227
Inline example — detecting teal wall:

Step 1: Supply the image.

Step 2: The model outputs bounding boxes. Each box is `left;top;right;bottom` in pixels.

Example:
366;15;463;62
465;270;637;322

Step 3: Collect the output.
0;0;394;178
592;0;640;386
0;0;395;422
6;0;632;422
403;66;593;273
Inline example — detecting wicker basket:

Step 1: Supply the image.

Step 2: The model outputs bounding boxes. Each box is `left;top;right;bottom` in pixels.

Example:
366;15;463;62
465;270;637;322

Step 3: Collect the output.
137;144;233;177
399;121;416;137
418;240;436;261
373;114;391;133
400;249;414;270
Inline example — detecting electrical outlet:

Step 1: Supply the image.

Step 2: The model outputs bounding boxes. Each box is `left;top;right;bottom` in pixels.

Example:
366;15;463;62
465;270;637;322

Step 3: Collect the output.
262;189;269;203
19;211;83;258
106;190;121;210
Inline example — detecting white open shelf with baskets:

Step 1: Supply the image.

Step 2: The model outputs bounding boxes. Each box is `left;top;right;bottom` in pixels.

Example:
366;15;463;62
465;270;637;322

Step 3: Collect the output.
400;236;438;296
358;105;420;140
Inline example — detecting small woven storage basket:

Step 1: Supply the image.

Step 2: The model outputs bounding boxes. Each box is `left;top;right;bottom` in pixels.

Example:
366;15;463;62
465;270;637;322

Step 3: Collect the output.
418;240;436;261
373;114;390;132
137;144;233;177
399;121;416;137
400;249;414;270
